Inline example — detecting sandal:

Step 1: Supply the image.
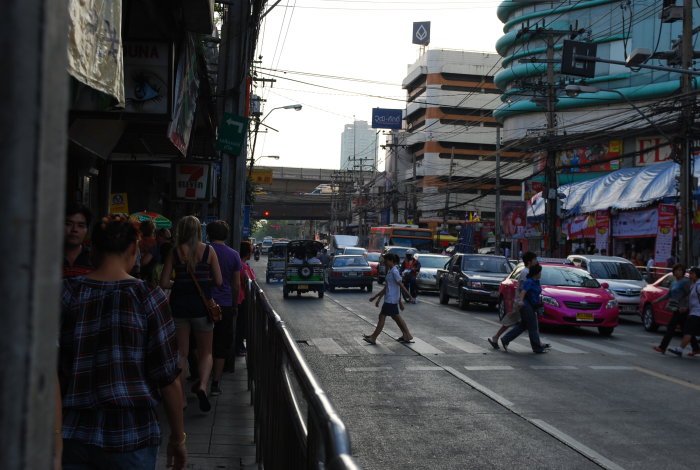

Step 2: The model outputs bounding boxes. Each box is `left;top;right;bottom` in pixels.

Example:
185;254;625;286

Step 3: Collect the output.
362;337;376;345
487;338;500;350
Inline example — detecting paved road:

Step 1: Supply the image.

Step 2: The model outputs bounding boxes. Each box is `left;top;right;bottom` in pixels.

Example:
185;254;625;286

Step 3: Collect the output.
250;259;700;470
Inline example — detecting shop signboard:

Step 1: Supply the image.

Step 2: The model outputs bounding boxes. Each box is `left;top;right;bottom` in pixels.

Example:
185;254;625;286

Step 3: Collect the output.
654;204;676;267
109;193;129;214
612;208;658;238
524;220;543;238
636;137;674;166
556;140;621;173
524;180;544;201
172;162;211;201
567;214;595;239
595;210;610;253
502;201;527;238
251;169;273;185
371;108;403;129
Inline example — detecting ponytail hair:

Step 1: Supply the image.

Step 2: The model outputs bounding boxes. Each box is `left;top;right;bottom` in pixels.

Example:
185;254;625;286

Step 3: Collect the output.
91;215;140;262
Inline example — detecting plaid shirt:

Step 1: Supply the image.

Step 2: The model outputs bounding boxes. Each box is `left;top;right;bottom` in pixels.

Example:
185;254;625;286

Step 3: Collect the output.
59;277;179;451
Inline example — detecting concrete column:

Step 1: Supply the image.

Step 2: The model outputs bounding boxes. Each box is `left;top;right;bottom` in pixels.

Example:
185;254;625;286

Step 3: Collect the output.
0;1;69;468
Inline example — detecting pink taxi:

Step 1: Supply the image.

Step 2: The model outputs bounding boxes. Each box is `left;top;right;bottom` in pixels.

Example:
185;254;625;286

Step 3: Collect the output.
498;262;620;336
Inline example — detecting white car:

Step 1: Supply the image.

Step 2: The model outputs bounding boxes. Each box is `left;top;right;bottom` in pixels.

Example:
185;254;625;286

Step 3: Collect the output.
414;254;450;293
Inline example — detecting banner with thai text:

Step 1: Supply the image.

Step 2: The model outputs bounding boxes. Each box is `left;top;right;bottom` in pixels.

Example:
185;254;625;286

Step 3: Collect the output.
595;210;610;254
654;204;676;267
612;208;658;238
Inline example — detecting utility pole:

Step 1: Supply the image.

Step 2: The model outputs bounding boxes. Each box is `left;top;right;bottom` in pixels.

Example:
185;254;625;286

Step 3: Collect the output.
679;0;694;265
411;150;417;224
544;34;559;258
442;147;456;240
495;125;502;256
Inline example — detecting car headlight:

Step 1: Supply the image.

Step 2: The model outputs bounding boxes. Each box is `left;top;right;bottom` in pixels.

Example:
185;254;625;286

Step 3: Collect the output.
540;295;560;307
468;281;483;288
606;299;618;309
419;272;431;280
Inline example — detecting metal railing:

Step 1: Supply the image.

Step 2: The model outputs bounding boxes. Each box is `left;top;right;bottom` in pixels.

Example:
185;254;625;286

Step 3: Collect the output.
244;278;361;470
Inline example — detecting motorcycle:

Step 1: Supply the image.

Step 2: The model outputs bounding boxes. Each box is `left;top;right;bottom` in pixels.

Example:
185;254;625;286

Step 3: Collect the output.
253;246;261;261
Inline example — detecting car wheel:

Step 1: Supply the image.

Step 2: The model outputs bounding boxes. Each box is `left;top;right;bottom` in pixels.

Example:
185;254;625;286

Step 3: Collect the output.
282;286;289;299
367;283;373;293
458;288;469;310
439;283;449;305
642;304;659;332
318;289;324;298
497;298;506;321
598;326;614;336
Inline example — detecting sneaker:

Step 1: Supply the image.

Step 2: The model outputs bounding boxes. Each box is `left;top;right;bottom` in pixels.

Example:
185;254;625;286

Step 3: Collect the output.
668;347;683;357
688;350;700;357
534;349;548;354
500;339;509;352
652;346;665;354
210;383;222;396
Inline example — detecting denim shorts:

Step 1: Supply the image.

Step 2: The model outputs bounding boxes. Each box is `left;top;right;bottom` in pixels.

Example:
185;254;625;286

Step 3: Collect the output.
173;315;215;332
63;440;158;470
380;302;400;316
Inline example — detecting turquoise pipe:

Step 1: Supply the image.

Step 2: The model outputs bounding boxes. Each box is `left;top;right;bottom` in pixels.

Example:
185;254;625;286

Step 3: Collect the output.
502;0;622;33
499;73;632;102
495;63;562;91
497;1;539;23
496;21;570;57
501;34;627;68
493;80;685;122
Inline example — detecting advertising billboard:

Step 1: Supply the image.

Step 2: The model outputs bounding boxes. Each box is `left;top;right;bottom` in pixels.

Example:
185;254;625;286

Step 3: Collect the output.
502;201;527;238
556;140;621;173
372;108;403;129
412;21;431;45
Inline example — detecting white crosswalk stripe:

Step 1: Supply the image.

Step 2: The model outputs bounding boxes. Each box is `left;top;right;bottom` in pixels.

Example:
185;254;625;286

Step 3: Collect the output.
345;367;392;372
438;336;489;354
563;338;635;356
465;365;514;371
530;365;578;370
499;340;532;353
540;338;588;354
354;337;394;354
310;338;348;355
404;338;445;355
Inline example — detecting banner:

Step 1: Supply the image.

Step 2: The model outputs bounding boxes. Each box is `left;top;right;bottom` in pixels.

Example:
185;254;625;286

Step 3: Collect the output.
67;0;125;106
556;140;621;173
567;215;595;239
595;210;610;254
654;204;676;267
612;208;658;238
502;201;527;238
372;108;403;129
168;33;200;156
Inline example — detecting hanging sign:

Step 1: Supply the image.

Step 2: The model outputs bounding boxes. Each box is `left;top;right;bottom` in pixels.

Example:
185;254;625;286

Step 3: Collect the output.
595;210;610;253
109;193;129;214
654;204;676;267
412;22;431;45
173;163;211;201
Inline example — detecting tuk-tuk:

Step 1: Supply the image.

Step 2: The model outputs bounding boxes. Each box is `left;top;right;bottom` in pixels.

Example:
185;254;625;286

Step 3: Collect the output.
283;240;325;298
265;242;288;283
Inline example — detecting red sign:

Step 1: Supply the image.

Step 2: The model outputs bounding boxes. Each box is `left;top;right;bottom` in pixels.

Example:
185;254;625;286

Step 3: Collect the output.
595;210;610;253
636;137;674;166
557;140;621;173
567;215;595;239
654;204;676;267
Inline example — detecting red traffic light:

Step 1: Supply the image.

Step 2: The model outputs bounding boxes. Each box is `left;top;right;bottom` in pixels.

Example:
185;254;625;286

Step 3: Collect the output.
263;210;270;217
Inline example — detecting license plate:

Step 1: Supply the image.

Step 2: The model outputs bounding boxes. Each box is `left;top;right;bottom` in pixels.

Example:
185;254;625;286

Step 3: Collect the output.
298;285;308;290
620;305;637;313
490;291;499;298
349;272;359;277
576;312;595;322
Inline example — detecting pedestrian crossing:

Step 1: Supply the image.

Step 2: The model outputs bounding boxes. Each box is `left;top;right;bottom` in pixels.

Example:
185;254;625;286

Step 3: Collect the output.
305;334;643;357
341;365;637;373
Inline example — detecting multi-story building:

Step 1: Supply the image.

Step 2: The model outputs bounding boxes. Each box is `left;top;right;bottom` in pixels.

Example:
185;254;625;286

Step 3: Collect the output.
388;48;526;236
340;120;377;171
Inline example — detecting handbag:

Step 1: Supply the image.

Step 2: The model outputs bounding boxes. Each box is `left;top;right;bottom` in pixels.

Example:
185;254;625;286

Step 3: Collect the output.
188;269;222;323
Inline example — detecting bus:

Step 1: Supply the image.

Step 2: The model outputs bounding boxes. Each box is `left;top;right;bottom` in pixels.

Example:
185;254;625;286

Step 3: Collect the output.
367;225;433;253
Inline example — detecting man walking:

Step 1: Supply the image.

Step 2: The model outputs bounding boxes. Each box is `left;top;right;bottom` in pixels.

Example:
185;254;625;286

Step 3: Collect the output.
668;266;700;357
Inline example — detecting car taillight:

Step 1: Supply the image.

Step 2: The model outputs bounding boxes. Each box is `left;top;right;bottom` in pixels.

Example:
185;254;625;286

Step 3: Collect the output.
363;271;372;276
332;272;343;277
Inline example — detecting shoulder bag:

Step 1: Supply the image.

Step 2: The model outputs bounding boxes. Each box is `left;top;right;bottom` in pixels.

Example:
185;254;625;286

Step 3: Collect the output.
188;268;222;323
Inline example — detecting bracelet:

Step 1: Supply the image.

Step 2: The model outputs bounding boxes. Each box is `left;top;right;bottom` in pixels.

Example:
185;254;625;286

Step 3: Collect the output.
169;432;187;447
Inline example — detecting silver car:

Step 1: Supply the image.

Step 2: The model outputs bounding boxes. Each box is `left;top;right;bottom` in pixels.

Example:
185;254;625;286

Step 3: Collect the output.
414;254;450;293
567;255;647;315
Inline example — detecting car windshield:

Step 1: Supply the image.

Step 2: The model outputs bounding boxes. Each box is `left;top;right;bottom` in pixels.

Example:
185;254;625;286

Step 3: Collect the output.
541;266;601;288
269;245;286;257
366;253;380;262
344;248;365;255
589;261;643;281
461;257;511;274
419;256;449;268
333;256;368;267
388;237;432;252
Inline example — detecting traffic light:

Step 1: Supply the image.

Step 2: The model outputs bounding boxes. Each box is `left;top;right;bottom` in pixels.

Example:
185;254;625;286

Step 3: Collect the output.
263;210;270;217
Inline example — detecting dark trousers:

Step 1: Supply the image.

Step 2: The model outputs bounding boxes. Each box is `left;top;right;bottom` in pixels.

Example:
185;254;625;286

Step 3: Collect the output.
403;276;418;298
659;310;700;351
502;304;544;352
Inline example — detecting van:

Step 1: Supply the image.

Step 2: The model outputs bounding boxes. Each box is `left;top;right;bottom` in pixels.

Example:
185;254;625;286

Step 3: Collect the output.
329;234;359;255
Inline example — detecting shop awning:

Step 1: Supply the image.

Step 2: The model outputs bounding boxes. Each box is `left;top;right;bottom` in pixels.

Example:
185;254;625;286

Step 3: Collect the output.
528;157;700;217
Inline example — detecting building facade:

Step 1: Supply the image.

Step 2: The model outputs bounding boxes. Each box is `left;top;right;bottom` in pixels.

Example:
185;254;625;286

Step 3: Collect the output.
340;120;377;171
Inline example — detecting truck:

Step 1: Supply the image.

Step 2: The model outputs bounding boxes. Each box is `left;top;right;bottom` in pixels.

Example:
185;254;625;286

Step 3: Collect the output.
436;253;513;310
329;234;359;255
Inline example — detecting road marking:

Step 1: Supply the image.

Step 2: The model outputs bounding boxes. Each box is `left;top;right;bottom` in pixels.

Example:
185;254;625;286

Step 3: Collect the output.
406;366;443;371
465;365;514;371
438;336;489;353
472;316;502;327
353;338;394;354
564;339;635;356
529;419;626;470
589;366;634;370
541;338;588;354
530;365;578;370
633;366;700;392
498;340;532;353
310;338;348;355
345;366;392;372
443;367;514;407
404;338;444;355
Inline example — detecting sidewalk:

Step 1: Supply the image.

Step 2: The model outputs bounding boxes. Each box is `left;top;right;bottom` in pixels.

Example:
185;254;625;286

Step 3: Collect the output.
157;356;257;469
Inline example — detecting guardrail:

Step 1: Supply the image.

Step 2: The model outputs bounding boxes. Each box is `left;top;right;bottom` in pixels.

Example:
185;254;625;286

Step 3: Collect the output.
635;265;672;283
244;278;361;470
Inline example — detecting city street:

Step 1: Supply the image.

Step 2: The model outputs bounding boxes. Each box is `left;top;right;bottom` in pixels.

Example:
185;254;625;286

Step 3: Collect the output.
251;258;700;470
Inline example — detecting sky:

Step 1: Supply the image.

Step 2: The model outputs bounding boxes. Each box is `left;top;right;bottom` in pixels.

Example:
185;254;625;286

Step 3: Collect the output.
251;0;505;171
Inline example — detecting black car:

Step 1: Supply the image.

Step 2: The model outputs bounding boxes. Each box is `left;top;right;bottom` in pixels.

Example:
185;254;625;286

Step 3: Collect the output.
437;254;513;309
325;255;373;292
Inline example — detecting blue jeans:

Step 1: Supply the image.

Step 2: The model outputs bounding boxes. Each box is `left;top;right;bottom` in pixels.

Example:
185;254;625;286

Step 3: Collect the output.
502;303;545;352
63;440;158;470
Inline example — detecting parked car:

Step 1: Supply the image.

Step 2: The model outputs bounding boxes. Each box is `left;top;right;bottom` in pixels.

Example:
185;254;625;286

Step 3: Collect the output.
437;254;512;309
325;255;373;292
499;262;619;336
414;253;450;293
377;246;413;284
638;272;684;332
566;255;647;315
366;252;381;279
265;242;288;283
283;240;325;298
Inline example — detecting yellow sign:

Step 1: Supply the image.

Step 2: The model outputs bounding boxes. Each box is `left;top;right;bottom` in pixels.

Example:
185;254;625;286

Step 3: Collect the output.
109;193;129;214
251;169;273;185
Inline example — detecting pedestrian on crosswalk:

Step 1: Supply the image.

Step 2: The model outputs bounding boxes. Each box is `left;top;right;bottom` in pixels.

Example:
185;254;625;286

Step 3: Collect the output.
651;263;700;355
488;251;538;350
500;263;549;354
668;266;700;357
364;253;414;345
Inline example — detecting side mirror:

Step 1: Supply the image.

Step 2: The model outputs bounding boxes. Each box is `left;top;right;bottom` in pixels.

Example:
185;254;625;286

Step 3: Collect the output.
601;282;609;289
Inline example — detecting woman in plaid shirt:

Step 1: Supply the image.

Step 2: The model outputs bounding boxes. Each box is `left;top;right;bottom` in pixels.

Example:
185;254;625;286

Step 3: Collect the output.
59;216;186;469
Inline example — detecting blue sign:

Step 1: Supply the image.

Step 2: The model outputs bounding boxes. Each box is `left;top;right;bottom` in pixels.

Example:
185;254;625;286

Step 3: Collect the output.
243;205;251;237
412;21;430;46
372;108;403;130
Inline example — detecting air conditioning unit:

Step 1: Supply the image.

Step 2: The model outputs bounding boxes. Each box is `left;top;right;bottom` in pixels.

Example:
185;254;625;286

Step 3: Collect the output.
661;5;683;23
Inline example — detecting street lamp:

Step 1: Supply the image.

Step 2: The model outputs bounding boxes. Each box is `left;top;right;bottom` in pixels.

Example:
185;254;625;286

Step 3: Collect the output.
250;103;302;163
